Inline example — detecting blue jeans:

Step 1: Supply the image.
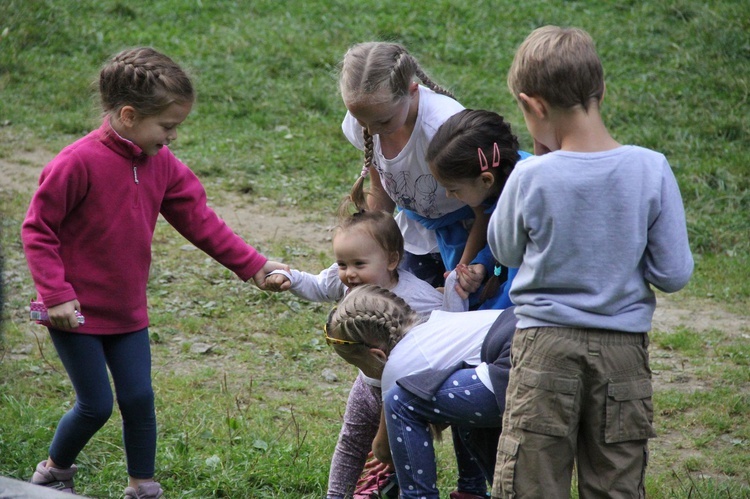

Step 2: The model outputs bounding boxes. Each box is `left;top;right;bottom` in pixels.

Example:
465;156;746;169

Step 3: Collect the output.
48;328;156;478
384;368;503;498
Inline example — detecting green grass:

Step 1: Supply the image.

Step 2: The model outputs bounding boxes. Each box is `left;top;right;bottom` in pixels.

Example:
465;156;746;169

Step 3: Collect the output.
1;0;749;497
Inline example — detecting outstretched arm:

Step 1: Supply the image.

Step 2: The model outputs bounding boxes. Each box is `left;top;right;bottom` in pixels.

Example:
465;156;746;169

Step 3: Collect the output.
458;205;489;267
372;409;393;466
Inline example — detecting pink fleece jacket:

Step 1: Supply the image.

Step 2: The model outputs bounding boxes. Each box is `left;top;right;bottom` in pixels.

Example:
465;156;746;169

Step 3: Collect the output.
22;119;267;334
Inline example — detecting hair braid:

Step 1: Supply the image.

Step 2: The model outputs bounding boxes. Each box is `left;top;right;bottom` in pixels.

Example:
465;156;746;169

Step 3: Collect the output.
340;41;456;103
343;128;374;213
99;47;194;117
339;42;456;212
328;285;423;352
363;129;375;170
414;65;455;99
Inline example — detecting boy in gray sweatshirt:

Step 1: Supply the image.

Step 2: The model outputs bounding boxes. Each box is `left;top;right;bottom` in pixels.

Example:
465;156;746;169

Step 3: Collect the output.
488;26;694;499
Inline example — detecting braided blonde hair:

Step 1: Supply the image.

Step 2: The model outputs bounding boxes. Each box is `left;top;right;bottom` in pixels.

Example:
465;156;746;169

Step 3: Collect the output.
326;284;424;355
339;42;456;211
99;47;194;117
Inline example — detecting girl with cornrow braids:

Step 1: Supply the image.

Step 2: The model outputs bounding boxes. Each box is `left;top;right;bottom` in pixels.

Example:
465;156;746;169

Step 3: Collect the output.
22;47;286;499
340;42;484;291
427;109;532;311
326;285;517;499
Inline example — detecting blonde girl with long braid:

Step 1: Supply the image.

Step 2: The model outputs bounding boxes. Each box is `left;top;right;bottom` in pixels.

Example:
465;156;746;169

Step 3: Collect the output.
325;285;516;499
339;42;485;294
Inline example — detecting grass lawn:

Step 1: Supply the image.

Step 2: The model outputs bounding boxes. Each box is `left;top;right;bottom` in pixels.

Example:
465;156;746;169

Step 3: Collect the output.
1;0;748;497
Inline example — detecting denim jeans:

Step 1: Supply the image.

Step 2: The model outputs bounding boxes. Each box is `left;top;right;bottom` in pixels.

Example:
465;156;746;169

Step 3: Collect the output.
384;367;503;498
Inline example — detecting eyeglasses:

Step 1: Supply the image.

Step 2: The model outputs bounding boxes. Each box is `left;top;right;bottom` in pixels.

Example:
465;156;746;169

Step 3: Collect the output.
324;305;369;347
323;322;367;346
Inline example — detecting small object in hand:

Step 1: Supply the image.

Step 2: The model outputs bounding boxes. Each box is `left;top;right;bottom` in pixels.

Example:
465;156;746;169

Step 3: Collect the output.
29;300;85;325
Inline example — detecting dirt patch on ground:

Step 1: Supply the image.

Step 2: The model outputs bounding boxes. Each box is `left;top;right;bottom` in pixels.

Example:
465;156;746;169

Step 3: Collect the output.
3;149;749;485
4;149;746;337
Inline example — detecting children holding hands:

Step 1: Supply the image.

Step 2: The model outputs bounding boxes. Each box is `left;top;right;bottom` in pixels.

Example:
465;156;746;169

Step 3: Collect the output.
270;40;530;497
265;206;467;498
264;208;458;313
20;24;693;499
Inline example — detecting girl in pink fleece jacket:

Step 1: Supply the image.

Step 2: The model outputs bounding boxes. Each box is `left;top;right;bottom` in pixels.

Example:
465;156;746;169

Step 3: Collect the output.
22;47;283;499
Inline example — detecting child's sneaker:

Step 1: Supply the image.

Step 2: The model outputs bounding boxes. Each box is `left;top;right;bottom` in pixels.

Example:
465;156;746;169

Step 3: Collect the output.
123;481;164;499
30;460;78;494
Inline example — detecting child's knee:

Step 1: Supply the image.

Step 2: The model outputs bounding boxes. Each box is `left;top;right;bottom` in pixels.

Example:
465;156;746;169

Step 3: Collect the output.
77;401;114;427
117;388;155;420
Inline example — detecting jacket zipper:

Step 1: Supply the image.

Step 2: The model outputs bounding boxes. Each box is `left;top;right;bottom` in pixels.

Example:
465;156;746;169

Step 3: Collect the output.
132;163;140;208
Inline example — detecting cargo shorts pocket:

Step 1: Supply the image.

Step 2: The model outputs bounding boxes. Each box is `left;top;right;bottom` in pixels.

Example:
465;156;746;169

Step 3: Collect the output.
512;367;579;437
605;378;657;443
493;434;520;498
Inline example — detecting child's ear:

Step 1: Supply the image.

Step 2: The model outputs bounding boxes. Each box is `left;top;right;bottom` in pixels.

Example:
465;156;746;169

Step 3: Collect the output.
387;251;400;272
118;106;137;127
369;347;388;363
408;81;419;96
519;93;547;119
480;171;495;189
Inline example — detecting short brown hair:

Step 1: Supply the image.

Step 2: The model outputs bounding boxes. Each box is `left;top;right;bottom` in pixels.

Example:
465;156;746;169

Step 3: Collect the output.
508;26;604;111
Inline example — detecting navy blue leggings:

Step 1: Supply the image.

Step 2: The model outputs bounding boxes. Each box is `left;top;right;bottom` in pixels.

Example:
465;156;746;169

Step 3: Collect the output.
47;328;156;478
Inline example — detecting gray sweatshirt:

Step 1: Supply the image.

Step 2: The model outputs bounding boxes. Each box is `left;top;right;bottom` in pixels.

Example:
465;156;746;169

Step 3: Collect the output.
489;145;693;332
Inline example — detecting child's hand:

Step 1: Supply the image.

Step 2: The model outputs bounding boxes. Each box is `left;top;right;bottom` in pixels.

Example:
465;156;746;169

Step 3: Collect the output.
362;451;394;474
252;261;289;289
47;300;82;329
264;272;291;292
371;442;394;467
454;263;485;296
